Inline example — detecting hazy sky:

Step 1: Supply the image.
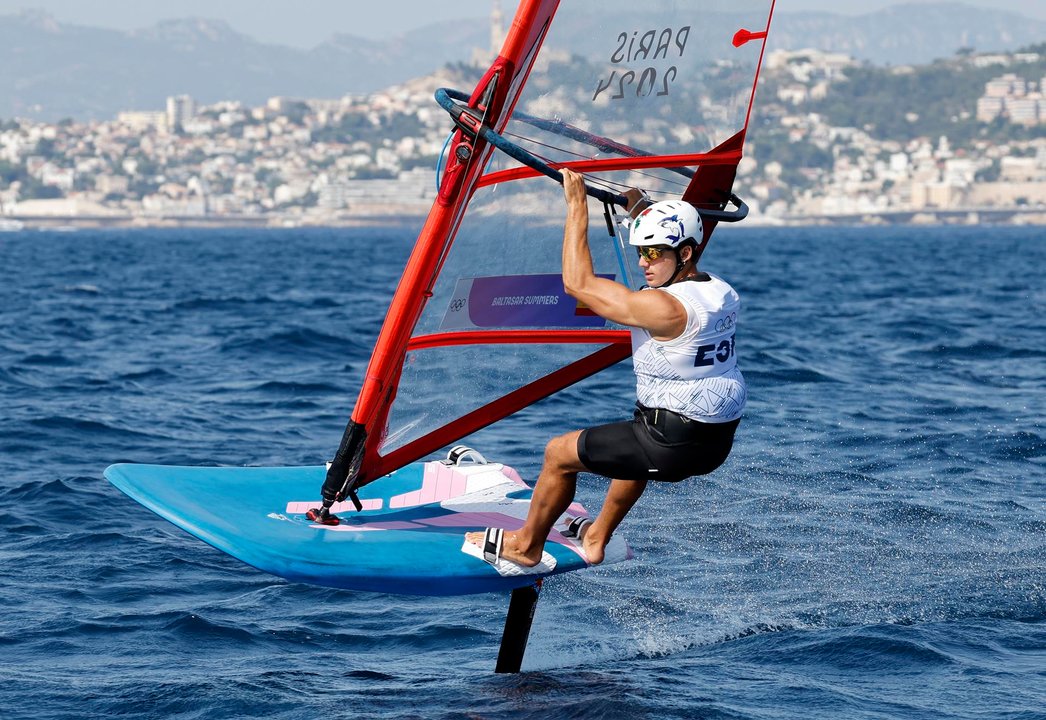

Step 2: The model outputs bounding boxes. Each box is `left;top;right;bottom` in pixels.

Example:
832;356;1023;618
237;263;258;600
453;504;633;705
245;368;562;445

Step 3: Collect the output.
0;0;1043;47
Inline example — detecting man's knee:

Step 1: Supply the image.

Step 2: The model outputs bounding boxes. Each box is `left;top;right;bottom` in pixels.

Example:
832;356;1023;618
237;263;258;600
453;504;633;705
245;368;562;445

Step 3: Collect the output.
543;431;582;471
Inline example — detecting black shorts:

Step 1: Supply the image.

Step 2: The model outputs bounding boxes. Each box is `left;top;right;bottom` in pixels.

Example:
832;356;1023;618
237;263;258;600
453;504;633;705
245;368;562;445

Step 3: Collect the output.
577;409;739;482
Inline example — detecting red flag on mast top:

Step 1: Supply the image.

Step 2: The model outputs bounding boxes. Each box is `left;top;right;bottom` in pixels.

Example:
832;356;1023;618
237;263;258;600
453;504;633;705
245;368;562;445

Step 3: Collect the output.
732;28;768;47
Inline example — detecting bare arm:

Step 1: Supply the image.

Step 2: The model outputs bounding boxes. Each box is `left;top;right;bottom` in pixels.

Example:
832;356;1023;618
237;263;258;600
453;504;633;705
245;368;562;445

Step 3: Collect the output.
623;188;652;218
560;169;685;340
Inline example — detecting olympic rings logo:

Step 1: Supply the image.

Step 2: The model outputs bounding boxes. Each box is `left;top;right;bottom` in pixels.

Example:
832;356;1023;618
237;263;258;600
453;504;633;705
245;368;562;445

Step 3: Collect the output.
714;313;736;333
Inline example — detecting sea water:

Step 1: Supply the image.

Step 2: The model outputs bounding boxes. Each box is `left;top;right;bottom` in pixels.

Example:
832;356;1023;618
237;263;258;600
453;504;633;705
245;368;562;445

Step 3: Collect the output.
0;225;1043;719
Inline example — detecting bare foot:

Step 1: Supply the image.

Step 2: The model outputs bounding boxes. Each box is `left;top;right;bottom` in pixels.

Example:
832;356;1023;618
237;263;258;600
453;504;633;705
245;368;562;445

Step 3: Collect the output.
464;530;543;567
582;533;606;565
566;518;606;565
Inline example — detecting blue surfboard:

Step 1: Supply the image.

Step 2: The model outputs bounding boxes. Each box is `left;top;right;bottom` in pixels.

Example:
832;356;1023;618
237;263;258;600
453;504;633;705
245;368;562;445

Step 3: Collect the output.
105;453;631;596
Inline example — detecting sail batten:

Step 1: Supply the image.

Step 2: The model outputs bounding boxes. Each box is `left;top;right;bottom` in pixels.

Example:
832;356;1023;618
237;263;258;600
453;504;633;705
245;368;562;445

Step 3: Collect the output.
408;330;630;352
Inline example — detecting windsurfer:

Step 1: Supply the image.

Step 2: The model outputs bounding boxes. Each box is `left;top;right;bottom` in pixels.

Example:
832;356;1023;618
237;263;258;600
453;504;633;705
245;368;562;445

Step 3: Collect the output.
467;168;746;567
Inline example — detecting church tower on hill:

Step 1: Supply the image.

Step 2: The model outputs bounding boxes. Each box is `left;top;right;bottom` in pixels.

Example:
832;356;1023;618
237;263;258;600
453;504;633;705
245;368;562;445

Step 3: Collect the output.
472;0;507;66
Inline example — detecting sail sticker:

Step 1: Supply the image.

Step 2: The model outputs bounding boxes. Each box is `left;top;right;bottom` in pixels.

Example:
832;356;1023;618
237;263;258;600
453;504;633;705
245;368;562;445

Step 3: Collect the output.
440;274;612;330
594;25;692;102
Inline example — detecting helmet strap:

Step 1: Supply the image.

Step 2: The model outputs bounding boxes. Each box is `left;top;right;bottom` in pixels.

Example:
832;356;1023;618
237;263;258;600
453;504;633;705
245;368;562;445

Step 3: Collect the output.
654;244;693;288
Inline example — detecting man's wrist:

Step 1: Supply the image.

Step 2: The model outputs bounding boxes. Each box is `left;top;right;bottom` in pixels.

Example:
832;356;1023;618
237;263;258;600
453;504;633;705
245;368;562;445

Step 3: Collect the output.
629;192;652;219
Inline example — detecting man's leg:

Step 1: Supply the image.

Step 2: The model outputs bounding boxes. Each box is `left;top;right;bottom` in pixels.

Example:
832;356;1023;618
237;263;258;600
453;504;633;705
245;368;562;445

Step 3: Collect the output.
466;430;587;567
582;478;647;565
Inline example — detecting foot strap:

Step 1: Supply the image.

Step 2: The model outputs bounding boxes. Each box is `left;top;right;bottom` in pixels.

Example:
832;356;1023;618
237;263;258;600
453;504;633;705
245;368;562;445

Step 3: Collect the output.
461;530;557;578
562;516;591;539
482;527;504;564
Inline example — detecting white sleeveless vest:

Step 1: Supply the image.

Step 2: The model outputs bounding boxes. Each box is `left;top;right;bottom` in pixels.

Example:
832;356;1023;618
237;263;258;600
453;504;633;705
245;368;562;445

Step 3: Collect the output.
630;274;747;422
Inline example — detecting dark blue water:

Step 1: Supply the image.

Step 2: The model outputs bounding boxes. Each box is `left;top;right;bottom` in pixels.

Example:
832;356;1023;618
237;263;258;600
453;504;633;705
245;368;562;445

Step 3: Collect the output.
1;225;1044;719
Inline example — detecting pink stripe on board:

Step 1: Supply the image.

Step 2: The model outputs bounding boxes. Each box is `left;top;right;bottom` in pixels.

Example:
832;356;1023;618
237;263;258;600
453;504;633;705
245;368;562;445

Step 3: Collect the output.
389;464;431;508
452;473;468;497
315;520;421;532
389;463;479;508
419;464;438;504
433;466;451;503
416;510;592;563
418;511;524;530
390;494;414;509
285;498;382;514
501;465;529;488
316;510;525;533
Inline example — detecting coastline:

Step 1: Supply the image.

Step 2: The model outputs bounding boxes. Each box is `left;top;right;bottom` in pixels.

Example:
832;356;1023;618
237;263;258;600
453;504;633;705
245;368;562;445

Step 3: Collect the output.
0;213;424;231
4;206;1045;230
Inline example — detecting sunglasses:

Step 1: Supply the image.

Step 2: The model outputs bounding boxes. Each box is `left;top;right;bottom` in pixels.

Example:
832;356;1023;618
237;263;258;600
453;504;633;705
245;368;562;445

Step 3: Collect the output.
635;245;672;261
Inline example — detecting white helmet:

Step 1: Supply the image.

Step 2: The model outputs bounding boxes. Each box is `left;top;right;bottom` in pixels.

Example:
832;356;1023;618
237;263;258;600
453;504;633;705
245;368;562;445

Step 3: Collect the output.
628;200;702;249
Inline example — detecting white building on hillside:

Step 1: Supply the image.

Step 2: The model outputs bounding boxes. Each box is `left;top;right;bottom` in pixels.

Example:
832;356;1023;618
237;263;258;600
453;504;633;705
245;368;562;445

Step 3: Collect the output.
166;95;196;131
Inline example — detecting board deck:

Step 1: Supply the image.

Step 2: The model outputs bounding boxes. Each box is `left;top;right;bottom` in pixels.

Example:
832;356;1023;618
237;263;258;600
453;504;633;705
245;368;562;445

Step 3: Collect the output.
105;456;631;595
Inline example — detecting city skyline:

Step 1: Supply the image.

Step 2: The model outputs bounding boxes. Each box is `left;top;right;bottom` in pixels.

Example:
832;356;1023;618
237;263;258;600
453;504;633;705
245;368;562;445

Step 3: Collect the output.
0;0;1044;47
3;45;1043;229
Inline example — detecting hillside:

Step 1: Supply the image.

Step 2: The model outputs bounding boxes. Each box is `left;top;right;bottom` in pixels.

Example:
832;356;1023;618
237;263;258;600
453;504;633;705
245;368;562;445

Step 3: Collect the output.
2;3;1045;122
800;46;1046;145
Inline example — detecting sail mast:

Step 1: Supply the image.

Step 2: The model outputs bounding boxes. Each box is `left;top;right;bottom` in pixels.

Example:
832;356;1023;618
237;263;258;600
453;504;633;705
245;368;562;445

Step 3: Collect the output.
312;0;563;522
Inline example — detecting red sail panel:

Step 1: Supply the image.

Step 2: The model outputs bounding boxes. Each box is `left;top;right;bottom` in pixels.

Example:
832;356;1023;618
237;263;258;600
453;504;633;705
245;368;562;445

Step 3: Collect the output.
343;0;563;486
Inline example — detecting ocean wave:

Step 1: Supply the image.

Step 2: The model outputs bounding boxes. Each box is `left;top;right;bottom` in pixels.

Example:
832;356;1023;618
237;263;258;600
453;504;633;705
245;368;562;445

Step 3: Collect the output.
773;628;960;671
919;340;1046;361
219;327;367;359
17;352;76;367
169;294;276;311
26;416;163;441
985;430;1046;461
61;284;102;295
116;367;178;383
251;380;344;396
